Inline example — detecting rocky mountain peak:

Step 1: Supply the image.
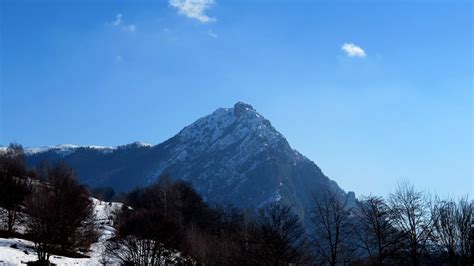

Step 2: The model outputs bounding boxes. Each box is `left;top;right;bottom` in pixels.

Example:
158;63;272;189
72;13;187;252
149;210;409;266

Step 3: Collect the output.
175;102;285;155
233;101;255;117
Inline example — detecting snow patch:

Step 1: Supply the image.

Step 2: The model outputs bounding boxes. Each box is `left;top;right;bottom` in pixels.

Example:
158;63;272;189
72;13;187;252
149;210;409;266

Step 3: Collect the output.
24;141;154;157
258;191;282;208
24;144;116;156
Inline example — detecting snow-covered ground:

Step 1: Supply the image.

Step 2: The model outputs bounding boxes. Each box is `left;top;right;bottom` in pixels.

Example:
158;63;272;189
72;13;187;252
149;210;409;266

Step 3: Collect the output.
0;198;123;265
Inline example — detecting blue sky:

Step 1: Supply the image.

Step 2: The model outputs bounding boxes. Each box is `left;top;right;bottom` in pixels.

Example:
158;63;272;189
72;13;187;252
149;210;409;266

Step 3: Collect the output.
1;0;472;198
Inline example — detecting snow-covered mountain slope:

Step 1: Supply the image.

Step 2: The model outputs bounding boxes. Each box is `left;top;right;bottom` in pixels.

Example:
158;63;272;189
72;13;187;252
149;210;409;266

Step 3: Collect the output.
25;102;352;224
153;102;287;179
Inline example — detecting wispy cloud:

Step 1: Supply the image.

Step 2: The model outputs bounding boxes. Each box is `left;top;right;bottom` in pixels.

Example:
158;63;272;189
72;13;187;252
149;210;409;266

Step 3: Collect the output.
207;29;218;38
121;24;136;32
341;43;366;58
110;13;136;32
169;0;215;23
112;13;123;26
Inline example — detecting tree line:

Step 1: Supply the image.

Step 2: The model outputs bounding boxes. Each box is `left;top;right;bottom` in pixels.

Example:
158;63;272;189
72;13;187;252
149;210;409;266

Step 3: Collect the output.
0;143;472;265
103;175;474;265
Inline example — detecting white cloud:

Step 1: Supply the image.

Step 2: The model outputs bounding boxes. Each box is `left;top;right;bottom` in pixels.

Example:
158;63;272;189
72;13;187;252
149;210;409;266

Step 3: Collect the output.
110;13;136;32
122;24;136;32
207;29;218;38
113;13;123;26
341;43;367;58
169;0;215;23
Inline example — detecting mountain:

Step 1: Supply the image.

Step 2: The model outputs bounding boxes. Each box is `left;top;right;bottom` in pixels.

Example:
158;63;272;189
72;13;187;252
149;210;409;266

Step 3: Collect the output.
25;102;352;222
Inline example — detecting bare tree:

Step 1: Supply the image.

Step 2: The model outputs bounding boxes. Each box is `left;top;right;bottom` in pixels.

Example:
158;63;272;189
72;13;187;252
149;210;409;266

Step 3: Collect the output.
47;163;98;251
105;208;184;265
182;204;245;265
107;176;215;265
24;163;98;264
430;196;473;265
125;176;211;232
431;198;458;264
184;226;242;266
470;218;474;266
0;143;31;234
246;203;310;266
389;181;432;266
310;190;355;266
355;195;400;265
24;185;57;263
456;197;472;265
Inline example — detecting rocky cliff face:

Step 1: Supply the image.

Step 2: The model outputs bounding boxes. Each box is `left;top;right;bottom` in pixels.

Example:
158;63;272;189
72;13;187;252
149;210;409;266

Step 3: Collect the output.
26;102;350;222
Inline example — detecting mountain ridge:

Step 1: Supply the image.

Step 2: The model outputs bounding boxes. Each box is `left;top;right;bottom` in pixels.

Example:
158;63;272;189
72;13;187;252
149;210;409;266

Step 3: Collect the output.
25;102;352;223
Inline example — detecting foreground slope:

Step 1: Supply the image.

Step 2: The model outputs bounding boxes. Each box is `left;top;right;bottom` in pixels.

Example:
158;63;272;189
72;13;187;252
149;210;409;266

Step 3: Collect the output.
0;199;122;265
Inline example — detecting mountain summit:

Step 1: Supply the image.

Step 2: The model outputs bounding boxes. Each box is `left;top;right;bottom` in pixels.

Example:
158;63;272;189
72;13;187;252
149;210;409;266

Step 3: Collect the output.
178;102;282;149
26;102;350;222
